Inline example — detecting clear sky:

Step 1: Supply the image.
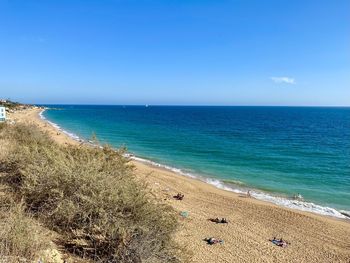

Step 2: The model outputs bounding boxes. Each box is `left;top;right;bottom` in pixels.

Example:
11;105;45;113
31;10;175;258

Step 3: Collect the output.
0;0;349;106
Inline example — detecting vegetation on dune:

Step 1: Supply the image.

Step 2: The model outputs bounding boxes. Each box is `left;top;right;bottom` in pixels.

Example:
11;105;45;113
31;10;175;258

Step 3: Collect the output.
0;197;52;262
0;123;185;262
0;99;21;109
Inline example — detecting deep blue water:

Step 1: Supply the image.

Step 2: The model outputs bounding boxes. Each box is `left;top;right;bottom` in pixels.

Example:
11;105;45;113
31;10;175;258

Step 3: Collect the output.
43;106;350;214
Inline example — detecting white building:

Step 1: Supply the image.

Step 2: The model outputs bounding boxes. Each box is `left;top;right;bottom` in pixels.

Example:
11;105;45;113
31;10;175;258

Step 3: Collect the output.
0;106;6;122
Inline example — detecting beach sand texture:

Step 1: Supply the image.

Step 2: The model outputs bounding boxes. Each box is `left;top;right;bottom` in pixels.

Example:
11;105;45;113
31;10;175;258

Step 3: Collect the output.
8;108;350;263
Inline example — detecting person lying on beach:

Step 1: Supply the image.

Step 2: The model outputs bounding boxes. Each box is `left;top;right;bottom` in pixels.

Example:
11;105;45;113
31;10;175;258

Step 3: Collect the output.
204;237;224;245
173;193;184;200
270;237;289;248
220;218;228;223
210;217;228;224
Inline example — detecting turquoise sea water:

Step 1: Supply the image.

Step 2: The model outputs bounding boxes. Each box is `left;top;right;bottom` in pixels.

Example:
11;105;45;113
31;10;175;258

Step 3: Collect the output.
42;106;350;217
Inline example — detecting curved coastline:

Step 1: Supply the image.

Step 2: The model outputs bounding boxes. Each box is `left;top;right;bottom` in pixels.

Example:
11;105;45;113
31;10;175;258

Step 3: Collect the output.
39;108;349;220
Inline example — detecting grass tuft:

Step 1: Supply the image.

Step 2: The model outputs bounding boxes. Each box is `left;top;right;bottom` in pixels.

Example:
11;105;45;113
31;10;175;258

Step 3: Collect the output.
0;197;52;262
0;123;186;262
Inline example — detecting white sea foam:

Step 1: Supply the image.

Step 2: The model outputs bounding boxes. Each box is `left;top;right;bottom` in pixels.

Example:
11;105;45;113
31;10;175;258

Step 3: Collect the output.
39;109;81;141
251;192;347;219
128;156;348;219
129;155;197;179
38;110;46;120
40;109;349;220
339;210;350;218
204;178;244;193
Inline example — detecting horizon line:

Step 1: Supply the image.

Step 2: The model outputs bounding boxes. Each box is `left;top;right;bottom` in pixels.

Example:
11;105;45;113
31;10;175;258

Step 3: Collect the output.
33;103;350;108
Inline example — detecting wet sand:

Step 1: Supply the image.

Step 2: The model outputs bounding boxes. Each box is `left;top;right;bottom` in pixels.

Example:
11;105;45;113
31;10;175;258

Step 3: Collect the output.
8;108;350;263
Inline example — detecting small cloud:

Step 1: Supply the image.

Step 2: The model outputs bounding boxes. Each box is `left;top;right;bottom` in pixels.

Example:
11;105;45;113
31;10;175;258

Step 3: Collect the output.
270;76;295;84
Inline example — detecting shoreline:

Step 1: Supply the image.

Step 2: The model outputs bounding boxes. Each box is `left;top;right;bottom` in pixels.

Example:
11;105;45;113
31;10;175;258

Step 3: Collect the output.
39;108;348;220
9;107;350;262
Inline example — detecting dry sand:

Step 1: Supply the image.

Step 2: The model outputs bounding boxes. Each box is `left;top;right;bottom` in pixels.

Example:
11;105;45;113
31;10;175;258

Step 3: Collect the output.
8;108;350;263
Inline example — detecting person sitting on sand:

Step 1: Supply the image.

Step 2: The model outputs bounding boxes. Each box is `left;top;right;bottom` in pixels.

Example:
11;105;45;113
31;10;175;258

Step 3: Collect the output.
173;193;184;200
205;237;224;245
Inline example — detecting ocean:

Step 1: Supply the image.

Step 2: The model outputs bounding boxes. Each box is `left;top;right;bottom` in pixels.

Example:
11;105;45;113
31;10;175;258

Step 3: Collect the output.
41;105;350;218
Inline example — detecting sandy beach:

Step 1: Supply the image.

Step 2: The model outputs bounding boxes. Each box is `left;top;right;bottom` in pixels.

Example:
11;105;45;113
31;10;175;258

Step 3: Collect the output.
8;108;350;263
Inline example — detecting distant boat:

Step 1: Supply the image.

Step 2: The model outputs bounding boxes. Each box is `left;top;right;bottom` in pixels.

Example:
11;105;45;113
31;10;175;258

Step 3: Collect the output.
145;104;149;107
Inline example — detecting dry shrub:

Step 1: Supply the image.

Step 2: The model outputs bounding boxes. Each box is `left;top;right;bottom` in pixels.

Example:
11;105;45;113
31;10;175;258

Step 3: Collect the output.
0;124;185;262
0;197;52;262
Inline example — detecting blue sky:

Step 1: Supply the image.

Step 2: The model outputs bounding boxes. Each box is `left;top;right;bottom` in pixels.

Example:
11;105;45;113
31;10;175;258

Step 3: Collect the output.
0;0;349;106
